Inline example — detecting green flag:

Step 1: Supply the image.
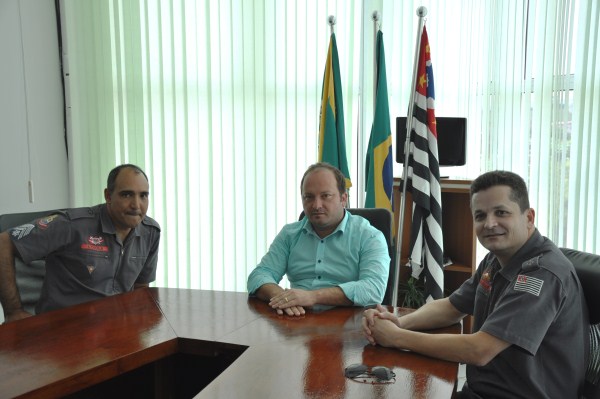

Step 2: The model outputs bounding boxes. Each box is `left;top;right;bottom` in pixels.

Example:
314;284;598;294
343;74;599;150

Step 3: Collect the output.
318;33;352;189
365;30;393;211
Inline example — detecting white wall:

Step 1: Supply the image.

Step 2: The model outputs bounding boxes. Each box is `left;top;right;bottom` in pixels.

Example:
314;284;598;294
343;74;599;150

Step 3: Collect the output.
0;0;68;214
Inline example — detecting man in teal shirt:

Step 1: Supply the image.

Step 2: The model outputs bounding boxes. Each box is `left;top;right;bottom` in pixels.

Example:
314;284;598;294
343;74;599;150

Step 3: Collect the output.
247;163;390;316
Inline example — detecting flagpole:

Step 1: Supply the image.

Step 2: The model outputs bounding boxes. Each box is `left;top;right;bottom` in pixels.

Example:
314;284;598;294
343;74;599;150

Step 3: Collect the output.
391;6;428;307
372;11;379;113
356;7;365;208
328;14;348;207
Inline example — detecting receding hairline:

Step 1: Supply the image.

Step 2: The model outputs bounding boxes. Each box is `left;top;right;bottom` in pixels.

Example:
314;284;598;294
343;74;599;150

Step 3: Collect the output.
107;164;148;194
301;167;336;192
300;163;346;196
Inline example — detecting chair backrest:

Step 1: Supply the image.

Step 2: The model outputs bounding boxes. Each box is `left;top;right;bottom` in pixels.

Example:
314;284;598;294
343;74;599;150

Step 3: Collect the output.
561;248;600;324
0;210;59;314
299;208;395;305
560;248;600;398
0;210;59;233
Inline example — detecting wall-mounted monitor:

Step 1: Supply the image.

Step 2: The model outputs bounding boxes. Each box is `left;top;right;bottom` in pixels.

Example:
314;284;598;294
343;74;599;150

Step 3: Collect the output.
396;116;467;166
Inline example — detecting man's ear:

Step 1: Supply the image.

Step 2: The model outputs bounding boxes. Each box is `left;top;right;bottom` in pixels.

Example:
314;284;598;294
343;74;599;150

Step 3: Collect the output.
341;191;348;207
104;188;111;204
526;208;536;228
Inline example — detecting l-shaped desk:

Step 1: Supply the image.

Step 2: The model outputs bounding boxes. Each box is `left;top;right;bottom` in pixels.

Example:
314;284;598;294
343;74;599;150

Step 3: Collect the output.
0;288;460;398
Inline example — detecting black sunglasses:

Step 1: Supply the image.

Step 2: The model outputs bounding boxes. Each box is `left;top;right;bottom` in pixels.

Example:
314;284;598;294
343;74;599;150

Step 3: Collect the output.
344;363;396;384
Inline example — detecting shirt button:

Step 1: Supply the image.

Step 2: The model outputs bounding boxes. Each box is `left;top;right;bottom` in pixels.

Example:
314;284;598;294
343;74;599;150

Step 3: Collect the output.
318;260;321;263
317;276;321;279
321;240;324;243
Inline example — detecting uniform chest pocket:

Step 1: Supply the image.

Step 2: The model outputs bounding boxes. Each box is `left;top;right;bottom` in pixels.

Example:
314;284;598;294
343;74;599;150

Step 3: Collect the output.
118;255;149;288
121;255;148;277
68;251;112;283
128;255;148;266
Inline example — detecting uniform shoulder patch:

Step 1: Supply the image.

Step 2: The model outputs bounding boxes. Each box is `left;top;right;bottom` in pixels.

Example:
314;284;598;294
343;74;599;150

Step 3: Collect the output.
514;274;544;296
37;214;60;230
10;224;35;240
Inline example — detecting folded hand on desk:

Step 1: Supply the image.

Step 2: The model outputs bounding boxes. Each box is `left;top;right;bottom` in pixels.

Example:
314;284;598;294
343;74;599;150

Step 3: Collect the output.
362;304;402;347
269;288;309;316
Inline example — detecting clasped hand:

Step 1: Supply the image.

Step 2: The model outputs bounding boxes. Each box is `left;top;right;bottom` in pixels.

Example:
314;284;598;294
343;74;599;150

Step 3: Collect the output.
362;304;402;347
269;288;315;316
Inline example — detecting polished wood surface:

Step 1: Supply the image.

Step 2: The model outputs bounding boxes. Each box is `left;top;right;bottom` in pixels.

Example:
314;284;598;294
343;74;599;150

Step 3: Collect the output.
166;292;461;399
0;288;177;398
0;288;460;398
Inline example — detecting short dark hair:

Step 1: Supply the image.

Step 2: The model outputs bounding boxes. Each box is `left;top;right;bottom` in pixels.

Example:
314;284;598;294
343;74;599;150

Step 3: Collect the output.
300;162;346;196
470;170;530;212
107;164;148;194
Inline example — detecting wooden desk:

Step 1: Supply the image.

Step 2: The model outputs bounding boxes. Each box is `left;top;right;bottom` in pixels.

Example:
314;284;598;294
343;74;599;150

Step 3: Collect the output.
0;288;460;398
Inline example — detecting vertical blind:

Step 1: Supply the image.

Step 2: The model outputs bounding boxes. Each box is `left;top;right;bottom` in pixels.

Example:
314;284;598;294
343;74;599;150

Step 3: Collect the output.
60;0;599;292
569;0;599;250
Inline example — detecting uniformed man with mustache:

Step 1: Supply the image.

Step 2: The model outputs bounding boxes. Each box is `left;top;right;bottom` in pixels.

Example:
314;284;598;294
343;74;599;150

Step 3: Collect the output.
0;164;160;322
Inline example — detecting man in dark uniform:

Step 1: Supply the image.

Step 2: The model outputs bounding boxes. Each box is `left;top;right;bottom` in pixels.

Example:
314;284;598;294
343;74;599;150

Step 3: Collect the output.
0;164;161;323
362;170;588;398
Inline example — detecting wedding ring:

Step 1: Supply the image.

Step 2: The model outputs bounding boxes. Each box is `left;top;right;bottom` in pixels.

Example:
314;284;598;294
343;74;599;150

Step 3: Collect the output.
285;297;289;302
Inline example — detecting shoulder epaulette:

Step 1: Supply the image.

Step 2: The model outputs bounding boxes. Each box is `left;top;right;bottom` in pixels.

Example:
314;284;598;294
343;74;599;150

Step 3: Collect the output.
141;216;161;231
521;254;543;272
64;207;97;220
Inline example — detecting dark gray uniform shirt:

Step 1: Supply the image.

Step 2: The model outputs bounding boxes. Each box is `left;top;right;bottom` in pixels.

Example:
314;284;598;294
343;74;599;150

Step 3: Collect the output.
450;230;588;399
8;204;161;314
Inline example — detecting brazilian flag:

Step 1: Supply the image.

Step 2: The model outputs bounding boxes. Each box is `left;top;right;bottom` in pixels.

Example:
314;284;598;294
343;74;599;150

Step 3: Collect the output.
318;33;352;189
365;30;393;211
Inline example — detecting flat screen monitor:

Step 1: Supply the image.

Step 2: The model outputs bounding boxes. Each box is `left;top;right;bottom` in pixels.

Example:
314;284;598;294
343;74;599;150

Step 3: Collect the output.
396;116;467;166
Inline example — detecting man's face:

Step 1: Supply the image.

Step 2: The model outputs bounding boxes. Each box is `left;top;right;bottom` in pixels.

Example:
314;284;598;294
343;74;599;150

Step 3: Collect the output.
301;169;347;237
104;168;150;233
471;185;535;266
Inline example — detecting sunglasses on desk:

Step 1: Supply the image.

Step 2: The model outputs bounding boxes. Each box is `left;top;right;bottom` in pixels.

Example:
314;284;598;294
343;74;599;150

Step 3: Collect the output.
344;363;396;384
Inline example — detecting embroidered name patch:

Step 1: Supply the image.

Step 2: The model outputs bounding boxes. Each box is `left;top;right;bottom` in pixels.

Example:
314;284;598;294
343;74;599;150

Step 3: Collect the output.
81;236;109;252
10;224;35;240
514;274;544;296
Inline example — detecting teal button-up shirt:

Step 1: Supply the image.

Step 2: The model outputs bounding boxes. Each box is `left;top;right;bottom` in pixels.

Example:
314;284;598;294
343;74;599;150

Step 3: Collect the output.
247;211;390;306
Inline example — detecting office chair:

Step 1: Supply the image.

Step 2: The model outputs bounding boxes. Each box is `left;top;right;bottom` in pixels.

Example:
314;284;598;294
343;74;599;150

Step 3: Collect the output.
0;209;59;315
560;248;600;399
299;207;395;305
